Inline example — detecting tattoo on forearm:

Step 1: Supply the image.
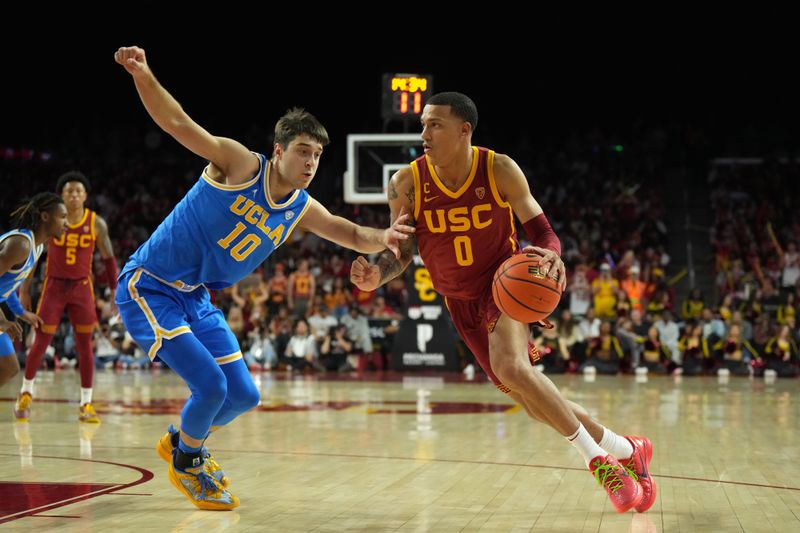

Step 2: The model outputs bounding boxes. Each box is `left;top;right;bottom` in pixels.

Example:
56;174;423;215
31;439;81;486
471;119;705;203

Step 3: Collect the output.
388;180;399;200
376;251;408;285
377;215;415;285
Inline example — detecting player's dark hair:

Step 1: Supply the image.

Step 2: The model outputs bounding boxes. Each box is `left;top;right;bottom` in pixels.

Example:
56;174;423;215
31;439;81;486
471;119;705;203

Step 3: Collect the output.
274;108;330;149
56;170;91;195
427;92;478;133
9;192;64;230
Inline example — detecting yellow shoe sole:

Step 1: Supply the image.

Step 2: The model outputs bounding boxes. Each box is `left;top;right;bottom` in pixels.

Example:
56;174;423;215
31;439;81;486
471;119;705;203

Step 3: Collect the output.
167;463;240;511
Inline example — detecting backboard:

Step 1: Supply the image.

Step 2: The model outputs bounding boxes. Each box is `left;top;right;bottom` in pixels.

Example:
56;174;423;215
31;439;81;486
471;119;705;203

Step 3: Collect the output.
344;134;421;204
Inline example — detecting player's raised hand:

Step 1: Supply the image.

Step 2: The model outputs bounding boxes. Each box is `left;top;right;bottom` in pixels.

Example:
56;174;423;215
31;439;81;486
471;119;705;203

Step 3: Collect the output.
521;245;567;292
18;311;43;330
382;206;415;259
114;46;148;76
350;256;380;292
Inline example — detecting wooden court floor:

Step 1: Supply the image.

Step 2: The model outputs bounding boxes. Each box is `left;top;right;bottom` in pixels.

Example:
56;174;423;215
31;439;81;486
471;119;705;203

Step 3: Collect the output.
1;369;798;532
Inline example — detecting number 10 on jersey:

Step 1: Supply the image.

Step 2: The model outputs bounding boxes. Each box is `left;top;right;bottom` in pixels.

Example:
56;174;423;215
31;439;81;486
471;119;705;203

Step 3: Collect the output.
217;222;261;261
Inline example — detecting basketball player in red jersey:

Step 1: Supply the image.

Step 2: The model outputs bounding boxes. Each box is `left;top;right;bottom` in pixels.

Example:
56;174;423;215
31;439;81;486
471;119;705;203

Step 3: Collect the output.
15;171;118;424
351;92;656;514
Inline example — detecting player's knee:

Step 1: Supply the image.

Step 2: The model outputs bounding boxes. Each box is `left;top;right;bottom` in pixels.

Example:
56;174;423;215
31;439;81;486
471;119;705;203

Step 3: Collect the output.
491;355;527;389
231;381;261;412
202;370;228;407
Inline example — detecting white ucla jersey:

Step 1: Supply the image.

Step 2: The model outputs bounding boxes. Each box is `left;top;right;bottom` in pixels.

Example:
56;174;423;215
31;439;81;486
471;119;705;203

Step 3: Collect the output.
0;229;43;301
122;153;311;290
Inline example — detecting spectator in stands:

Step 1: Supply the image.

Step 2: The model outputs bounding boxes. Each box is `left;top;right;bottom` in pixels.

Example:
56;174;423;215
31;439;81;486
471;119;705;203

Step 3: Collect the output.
324;276;352;319
266;263;289;317
581;321;624;374
578;307;601;342
777;292;796;325
319;324;354;372
640;327;669;374
678;322;708;376
568;264;592;318
307;304;338;342
288;259;315;319
592;263;618;319
700;308;726;343
281;319;318;371
713;324;759;376
621;264;646;313
653;310;680;364
340;303;372;356
615;318;642;368
244;323;276;371
557;310;585;367
681;288;705;321
763;325;799;377
779;242;800;292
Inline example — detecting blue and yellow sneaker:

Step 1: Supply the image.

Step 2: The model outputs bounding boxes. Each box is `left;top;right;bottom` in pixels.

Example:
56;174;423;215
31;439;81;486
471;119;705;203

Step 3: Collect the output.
168;453;239;511
157;425;230;488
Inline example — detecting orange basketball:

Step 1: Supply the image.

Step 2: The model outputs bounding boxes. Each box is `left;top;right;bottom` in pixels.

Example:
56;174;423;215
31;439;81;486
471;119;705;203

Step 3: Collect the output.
492;253;562;323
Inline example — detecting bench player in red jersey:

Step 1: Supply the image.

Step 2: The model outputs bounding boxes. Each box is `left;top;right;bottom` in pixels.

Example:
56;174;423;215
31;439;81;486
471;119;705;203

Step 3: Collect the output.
351;92;656;514
15;171;118;423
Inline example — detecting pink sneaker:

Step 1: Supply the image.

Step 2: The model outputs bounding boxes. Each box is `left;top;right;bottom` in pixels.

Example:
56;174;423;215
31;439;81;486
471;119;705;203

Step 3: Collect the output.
589;454;643;513
622;436;657;512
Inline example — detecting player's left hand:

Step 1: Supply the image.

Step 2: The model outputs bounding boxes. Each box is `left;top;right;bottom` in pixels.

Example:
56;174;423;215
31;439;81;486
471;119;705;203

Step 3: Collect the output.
521;245;567;292
18;311;44;330
382;206;415;259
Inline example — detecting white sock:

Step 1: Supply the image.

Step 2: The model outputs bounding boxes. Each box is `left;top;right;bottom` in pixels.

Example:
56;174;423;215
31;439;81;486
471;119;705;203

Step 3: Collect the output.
566;423;607;466
21;378;35;396
80;388;93;405
599;426;634;459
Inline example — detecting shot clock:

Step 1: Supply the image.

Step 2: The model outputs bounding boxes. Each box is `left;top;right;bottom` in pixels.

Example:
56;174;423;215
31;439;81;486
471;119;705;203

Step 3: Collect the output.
381;73;433;120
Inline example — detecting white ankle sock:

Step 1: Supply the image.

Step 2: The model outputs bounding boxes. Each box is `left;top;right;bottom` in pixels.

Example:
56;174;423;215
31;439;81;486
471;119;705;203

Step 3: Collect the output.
21;378;35;396
599;427;634;459
566;423;607;466
80;388;92;405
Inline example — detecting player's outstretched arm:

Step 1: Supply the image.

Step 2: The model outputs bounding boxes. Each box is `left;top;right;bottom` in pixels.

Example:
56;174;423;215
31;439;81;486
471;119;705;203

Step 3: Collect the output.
299;196;415;257
493;153;567;291
350;168;417;292
114;46;258;185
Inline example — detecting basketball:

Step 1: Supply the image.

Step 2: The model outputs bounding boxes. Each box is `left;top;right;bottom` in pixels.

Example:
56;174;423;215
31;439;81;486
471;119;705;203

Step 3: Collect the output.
492;253;562;323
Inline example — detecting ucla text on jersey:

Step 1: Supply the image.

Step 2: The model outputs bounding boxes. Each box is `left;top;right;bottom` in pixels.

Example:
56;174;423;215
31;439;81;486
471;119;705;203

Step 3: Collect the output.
122;153;311;290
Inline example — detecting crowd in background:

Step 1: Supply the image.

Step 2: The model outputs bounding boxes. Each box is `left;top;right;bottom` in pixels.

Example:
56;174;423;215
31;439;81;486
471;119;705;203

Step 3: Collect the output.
2;121;798;379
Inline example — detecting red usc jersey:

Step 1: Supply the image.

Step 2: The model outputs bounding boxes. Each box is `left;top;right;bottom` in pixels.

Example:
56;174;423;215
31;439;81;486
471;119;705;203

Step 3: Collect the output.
292;273;313;298
47;208;96;279
412;147;518;300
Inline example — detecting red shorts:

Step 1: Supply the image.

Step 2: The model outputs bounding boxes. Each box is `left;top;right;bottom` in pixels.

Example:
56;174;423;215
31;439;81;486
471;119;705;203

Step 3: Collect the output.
445;282;540;392
37;277;98;334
